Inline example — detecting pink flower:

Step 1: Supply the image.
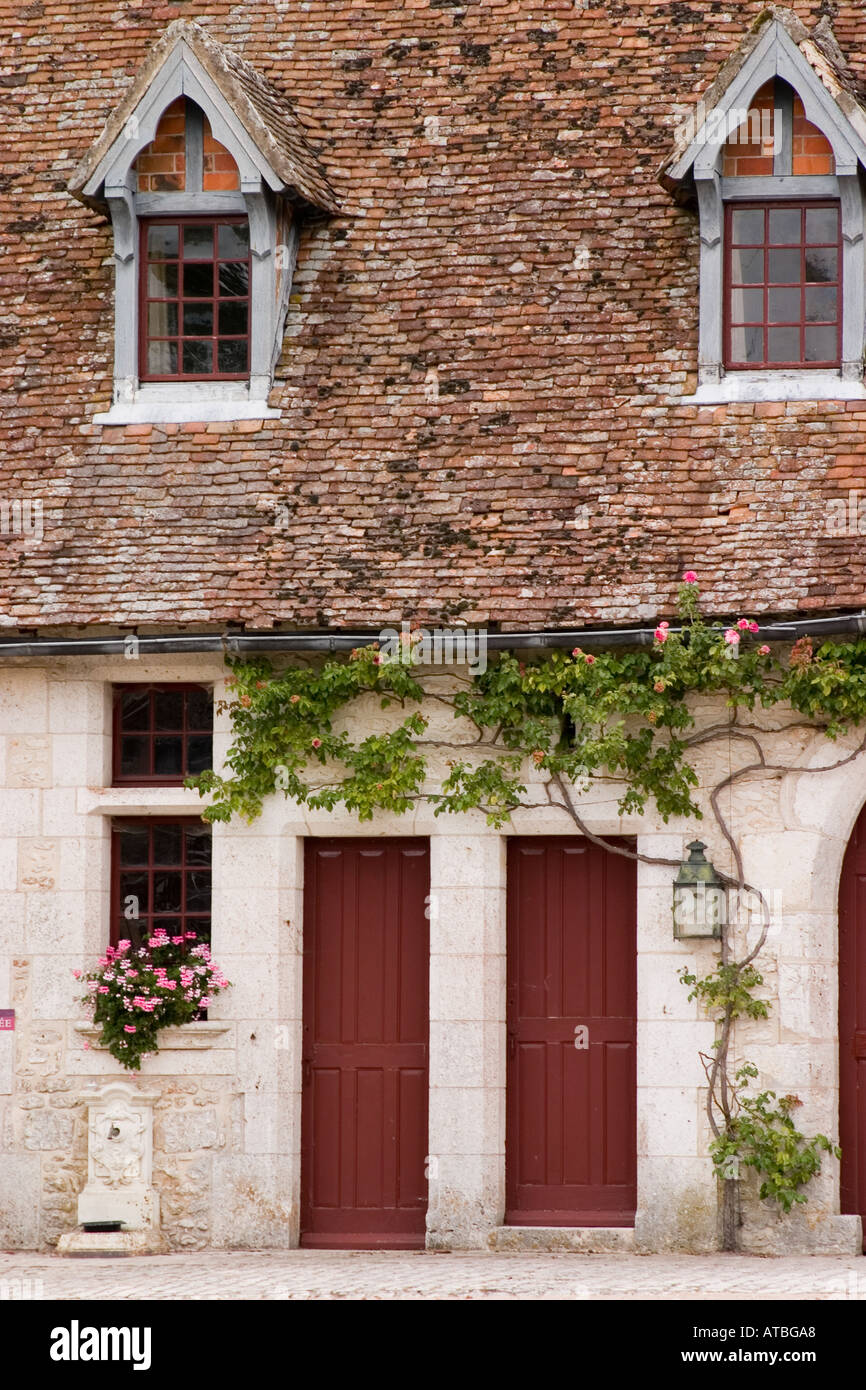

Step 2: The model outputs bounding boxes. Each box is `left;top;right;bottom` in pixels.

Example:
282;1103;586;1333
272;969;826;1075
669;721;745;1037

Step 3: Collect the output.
311;738;322;749
117;940;131;953
759;644;771;656
82;1040;90;1051
659;621;670;630
72;969;81;979
172;936;185;945
736;618;750;631
97;985;109;994
682;571;697;584
654;627;668;643
571;647;583;657
185;932;198;940
748;621;759;634
724;629;740;645
584;654;596;665
123;1025;137;1034
290;694;300;704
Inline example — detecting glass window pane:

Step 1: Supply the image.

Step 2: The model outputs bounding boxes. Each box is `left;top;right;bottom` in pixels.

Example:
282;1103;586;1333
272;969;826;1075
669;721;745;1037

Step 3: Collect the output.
729;325;763;364
120;872;149;917
118;827;150;866
154;690;183;730
805;247;838;283
805;207;838;244
118;918;146;951
185;871;212;913
147;224;179;258
186;687;213;730
805;325;838;362
120;736;150;778
152;824;182;865
768;288;800;323
183;263;213;298
767;326;800;362
187;918;210;947
730;288;763;323
805;286;837;323
767;248;800;283
182;224;214;259
148;302;178;338
153;872;182;914
182;341;213;374
731;209;764;244
120;689;150;731
218;262;249;297
147;262;178;297
147;340;177;375
187;735;213;773
218;222;249;258
218;301;248;336
183;303;214;335
154;736;183;775
768;208;801;244
184;826;212;866
731;248;763;284
217;340;247;374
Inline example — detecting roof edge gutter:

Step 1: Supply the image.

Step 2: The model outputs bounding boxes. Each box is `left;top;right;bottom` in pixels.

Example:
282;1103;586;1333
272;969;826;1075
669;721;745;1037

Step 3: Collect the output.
1;610;866;659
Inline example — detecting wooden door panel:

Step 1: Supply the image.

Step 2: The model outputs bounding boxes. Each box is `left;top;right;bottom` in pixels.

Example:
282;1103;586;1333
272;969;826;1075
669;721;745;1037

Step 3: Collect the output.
839;810;866;1243
301;839;429;1248
506;836;637;1226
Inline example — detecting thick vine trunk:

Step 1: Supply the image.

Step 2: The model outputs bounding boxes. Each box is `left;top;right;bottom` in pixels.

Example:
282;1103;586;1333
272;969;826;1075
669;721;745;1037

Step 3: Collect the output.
721;1177;739;1251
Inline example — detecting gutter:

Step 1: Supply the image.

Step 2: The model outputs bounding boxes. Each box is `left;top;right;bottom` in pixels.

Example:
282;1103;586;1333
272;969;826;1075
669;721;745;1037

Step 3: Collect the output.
1;610;866;659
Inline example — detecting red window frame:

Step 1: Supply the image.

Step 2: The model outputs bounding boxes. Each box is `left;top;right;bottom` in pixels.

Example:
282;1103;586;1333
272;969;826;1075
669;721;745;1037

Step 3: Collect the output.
112;683;213;787
139;215;250;382
723;200;842;370
110;817;211;950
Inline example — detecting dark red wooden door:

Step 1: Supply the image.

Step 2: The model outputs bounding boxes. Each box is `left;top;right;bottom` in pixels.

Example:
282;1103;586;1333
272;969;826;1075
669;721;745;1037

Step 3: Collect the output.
506;836;637;1226
839;806;866;1244
301;838;429;1249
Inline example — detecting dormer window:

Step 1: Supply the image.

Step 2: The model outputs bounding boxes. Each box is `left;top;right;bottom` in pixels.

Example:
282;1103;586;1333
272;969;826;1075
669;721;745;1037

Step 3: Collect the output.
67;20;338;424
659;10;866;404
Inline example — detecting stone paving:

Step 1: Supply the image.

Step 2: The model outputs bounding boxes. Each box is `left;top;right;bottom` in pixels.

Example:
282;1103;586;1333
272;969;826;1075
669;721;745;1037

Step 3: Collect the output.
0;1250;864;1300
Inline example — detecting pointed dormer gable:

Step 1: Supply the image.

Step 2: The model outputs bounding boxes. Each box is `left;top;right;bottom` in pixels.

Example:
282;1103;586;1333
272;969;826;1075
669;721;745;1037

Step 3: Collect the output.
68;19;338;214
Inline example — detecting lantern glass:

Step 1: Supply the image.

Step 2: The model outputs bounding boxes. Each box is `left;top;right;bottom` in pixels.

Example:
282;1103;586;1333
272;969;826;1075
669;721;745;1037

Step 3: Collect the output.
673;841;725;939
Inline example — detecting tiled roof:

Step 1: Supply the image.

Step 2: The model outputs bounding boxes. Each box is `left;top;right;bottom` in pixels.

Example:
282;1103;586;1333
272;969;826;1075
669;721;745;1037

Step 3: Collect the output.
2;3;866;634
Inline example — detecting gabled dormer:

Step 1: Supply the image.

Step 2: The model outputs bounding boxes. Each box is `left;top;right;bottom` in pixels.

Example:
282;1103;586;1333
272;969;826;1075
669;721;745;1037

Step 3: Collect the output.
68;19;339;423
659;7;866;403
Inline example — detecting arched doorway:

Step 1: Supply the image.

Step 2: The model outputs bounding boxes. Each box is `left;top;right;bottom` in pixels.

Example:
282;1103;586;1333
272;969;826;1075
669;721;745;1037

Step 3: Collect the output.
839;804;866;1245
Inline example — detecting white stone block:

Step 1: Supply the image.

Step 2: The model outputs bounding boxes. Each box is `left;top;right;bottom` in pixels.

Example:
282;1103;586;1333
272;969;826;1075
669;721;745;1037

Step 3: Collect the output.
430;835;505;890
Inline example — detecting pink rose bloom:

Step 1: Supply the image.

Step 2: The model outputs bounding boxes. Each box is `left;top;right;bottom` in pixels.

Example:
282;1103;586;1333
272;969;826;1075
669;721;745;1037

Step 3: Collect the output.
736;618;750;631
724;629;740;645
659;621;669;630
654;627;668;643
584;654;596;665
123;1025;137;1034
748;621;759;633
682;571;697;584
571;647;583;657
311;738;322;749
759;644;771;655
290;694;300;704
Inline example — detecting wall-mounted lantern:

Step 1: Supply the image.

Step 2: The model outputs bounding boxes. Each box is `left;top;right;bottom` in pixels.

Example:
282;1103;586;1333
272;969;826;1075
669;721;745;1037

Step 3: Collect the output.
672;841;725;939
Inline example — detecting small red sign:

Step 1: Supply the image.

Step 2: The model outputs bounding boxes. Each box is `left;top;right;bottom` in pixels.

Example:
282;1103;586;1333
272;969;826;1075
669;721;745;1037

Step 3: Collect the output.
0;1010;14;1031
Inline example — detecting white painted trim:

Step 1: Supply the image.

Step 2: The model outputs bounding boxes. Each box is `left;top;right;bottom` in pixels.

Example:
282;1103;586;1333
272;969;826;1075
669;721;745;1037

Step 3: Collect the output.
680;371;866;404
94;397;281;424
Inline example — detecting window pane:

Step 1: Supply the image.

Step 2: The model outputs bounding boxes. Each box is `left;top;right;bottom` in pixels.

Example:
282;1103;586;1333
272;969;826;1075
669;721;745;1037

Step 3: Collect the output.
805;207;838;243
118;917;146;951
767;248;800;283
805;286;837;323
730;288;763;323
184;825;212;865
805;325;838;362
120;736;150;778
767;326;800;362
154;736;183;775
218;223;249;257
188;918;211;947
729;325;763;364
152;823;182;865
768;208;801;245
805;247;837;283
185;871;212;913
182;340;213;374
183;263;213;298
147;262;178;297
218;262;249;297
147;341;177;375
768;288;800;323
217;340;248;374
186;687;213;730
218;301;248;336
120;872;149;917
120;689;150;731
147;225;179;258
118;826;150;866
153;872;182;914
731;208;763;244
731;248;763;284
148;302;178;337
187;735;213;773
182;224;215;259
183;303;214;335
154;690;184;730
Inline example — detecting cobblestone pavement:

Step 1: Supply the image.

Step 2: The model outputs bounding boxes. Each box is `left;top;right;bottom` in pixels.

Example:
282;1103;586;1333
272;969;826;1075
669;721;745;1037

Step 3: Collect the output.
0;1250;864;1300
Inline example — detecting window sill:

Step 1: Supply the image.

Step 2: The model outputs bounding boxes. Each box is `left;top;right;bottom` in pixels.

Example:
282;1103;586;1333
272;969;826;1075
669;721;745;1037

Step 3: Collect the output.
74;1021;233;1050
94;383;280;425
681;372;866;405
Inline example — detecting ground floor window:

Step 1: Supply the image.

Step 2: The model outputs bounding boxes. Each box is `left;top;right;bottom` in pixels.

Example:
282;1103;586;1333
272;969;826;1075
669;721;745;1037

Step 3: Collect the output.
110;818;211;949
